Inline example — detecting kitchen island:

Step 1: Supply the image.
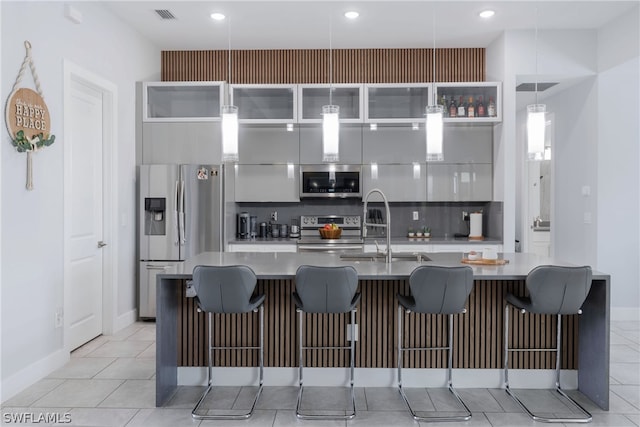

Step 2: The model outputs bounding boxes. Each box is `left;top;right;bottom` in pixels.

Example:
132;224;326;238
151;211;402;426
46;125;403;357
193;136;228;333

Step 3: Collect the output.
156;251;610;410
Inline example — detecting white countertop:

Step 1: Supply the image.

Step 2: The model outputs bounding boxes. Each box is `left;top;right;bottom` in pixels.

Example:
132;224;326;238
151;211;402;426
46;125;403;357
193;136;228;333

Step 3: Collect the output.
165;251;608;281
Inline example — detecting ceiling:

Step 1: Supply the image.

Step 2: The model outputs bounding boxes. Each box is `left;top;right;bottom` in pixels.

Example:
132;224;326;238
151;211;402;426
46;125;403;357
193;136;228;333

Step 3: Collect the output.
103;1;637;51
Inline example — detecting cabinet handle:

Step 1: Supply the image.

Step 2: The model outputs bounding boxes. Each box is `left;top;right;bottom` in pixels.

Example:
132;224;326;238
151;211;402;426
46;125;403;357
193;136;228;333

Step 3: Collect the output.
97;241;107;248
146;265;171;270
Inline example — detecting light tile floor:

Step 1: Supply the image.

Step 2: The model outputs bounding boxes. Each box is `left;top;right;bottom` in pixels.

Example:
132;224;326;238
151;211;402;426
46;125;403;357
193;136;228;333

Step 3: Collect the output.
2;321;638;426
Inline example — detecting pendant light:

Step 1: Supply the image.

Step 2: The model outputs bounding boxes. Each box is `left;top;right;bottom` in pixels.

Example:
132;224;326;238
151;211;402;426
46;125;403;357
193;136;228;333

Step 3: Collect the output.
322;15;339;163
527;7;546;161
221;17;239;162
426;9;444;161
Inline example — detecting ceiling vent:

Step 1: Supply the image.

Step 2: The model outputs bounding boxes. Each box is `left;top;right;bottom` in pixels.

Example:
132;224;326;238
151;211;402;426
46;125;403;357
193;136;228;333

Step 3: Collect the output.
155;9;176;20
516;82;558;92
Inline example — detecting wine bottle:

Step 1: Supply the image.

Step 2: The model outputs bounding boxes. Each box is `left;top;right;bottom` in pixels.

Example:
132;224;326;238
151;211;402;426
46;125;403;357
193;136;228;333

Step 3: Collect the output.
477;96;486;117
487;97;496;117
467;96;475;118
457;96;466;117
449;96;457;117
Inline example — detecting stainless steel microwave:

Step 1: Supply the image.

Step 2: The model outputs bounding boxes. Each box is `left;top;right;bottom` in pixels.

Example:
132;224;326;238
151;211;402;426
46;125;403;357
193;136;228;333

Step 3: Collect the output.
300;165;361;198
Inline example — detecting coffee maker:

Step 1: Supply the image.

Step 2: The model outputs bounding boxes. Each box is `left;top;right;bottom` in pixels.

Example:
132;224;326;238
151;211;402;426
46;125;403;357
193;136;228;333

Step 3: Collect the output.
236;212;250;239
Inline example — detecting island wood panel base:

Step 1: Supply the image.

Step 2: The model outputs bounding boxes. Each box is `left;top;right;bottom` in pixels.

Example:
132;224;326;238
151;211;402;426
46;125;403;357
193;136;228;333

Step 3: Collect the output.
177;279;578;370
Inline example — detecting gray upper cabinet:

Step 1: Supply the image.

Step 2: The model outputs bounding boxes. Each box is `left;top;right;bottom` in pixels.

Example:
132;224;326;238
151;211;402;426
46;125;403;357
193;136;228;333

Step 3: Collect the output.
363;163;427;202
231;84;297;123
298;84;363;123
365;84;432;123
427;164;492;201
143;81;224;122
299;125;362;164
142;122;221;164
438;125;493;163
238;125;299;164
363;125;426;163
234;164;299;202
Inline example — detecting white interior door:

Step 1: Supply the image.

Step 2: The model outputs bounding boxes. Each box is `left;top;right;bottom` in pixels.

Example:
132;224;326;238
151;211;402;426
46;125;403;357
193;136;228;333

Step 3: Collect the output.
67;78;104;350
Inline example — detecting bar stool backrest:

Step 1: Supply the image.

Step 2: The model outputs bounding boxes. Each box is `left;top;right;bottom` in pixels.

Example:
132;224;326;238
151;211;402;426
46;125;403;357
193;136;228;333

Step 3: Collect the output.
294;265;359;313
192;265;258;313
526;265;592;315
408;266;474;314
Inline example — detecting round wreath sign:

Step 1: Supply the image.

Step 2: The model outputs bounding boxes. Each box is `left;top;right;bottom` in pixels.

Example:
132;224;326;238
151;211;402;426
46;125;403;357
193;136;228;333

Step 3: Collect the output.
5;41;55;190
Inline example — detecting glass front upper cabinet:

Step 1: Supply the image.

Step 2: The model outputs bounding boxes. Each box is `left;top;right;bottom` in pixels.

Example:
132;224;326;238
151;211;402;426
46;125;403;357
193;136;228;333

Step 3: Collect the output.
364;84;432;123
230;84;297;123
435;82;502;123
143;81;224;122
298;84;363;123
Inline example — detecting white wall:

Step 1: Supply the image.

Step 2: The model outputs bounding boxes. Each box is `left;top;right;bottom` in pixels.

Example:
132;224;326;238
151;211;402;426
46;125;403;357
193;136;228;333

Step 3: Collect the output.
596;6;640;315
1;1;159;400
491;17;639;317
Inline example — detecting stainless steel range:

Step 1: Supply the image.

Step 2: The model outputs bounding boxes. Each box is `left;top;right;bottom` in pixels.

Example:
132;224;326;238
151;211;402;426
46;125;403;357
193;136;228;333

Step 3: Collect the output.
296;214;363;253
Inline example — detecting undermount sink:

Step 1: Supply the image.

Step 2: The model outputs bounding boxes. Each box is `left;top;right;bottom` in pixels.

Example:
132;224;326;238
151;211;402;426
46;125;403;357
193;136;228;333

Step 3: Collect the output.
340;252;432;262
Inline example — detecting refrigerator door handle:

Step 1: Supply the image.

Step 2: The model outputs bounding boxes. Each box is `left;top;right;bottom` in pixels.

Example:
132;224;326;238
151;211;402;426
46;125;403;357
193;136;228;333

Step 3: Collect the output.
179;180;186;245
173;180;180;245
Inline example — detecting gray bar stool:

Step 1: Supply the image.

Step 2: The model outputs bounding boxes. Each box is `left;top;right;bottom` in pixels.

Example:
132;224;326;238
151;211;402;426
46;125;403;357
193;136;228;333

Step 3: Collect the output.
188;265;265;420
293;265;360;420
504;265;593;423
397;265;473;422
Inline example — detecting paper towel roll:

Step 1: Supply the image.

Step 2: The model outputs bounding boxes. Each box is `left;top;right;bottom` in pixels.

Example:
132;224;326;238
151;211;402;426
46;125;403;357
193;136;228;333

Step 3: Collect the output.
469;213;483;238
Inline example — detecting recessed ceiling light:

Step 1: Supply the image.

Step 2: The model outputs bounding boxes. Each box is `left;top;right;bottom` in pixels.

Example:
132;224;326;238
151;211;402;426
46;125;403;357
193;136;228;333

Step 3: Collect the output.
344;11;359;19
210;12;226;21
479;10;495;19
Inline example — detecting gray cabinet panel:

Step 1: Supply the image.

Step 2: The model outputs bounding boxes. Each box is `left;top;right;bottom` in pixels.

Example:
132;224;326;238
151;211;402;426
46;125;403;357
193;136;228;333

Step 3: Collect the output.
142;122;221;164
238;126;299;164
363;164;427;202
235;164;299;202
437;125;493;163
299;125;362;164
363;125;426;163
427;163;492;201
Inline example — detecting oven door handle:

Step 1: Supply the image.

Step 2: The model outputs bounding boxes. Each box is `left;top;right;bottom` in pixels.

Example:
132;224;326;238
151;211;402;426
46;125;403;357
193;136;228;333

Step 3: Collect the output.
297;245;364;251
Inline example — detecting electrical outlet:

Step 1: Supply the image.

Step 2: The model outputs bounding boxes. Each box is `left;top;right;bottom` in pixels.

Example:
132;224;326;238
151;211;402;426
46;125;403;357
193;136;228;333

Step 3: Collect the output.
271;211;278;222
347;323;359;341
55;308;63;328
412;211;419;221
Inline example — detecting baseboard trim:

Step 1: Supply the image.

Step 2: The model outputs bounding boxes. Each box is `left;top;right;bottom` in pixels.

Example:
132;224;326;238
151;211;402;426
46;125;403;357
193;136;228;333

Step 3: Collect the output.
177;367;578;389
611;307;640;322
0;349;69;404
113;308;138;333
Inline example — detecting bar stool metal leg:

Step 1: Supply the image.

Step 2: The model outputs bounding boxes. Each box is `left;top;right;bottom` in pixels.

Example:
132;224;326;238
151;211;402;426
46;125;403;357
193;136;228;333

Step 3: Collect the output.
504;306;592;423
397;307;472;422
192;305;264;420
295;309;357;420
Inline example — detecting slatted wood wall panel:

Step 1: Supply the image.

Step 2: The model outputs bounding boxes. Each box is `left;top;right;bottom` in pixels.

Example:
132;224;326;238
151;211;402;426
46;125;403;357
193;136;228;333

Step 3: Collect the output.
161;48;485;83
177;279;578;369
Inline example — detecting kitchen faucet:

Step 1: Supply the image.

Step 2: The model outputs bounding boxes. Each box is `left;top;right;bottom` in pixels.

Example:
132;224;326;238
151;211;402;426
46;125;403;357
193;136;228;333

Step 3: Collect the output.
363;188;392;263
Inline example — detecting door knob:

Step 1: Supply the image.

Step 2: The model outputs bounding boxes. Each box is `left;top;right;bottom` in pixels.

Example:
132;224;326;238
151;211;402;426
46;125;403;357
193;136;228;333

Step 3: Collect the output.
98;241;107;248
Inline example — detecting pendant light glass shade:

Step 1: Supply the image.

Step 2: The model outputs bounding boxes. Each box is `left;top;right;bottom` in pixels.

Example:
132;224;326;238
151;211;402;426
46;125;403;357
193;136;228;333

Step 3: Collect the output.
526;103;546;161
322;104;340;162
425;105;444;161
221;105;239;162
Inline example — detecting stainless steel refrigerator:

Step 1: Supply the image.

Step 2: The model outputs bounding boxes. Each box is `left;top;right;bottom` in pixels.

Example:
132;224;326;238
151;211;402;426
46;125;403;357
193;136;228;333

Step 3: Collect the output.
138;164;223;318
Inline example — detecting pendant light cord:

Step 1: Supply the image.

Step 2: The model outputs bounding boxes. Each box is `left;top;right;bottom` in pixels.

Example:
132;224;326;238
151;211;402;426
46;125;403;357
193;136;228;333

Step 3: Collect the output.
329;15;333;105
227;18;232;103
534;7;538;105
432;8;436;105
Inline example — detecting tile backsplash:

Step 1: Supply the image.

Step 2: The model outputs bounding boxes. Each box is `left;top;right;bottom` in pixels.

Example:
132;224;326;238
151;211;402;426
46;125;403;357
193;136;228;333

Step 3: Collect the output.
235;200;503;240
